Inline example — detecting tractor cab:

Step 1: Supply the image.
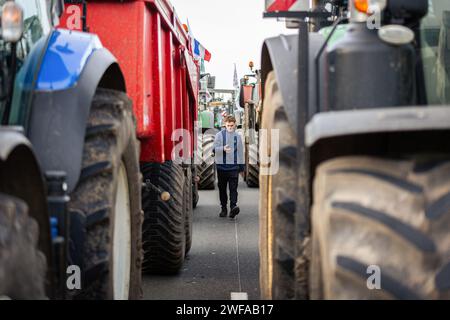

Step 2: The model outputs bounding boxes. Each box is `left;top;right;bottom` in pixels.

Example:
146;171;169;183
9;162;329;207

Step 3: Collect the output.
420;0;450;105
238;61;261;188
239;61;260;107
0;1;65;124
239;61;261;133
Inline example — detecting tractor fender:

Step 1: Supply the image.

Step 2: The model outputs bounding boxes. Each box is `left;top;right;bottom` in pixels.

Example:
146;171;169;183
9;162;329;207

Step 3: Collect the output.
27;29;126;193
306;106;450;147
0;127;52;272
306;106;450;183
261;33;325;135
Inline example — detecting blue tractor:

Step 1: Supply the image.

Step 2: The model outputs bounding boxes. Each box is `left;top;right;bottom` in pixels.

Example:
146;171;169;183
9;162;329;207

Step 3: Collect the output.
0;0;142;299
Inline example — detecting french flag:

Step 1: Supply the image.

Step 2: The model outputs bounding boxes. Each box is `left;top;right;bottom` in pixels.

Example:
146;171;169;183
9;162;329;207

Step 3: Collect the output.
193;39;212;62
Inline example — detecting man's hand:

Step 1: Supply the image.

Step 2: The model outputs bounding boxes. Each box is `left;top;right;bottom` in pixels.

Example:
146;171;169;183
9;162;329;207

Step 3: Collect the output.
240;171;245;178
224;145;232;153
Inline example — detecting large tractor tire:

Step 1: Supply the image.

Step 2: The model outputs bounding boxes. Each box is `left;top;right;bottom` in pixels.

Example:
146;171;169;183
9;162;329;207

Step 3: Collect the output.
184;166;194;255
310;156;450;299
68;88;142;300
192;165;199;209
246;134;260;188
197;133;216;190
141;161;186;274
259;72;307;299
0;193;47;299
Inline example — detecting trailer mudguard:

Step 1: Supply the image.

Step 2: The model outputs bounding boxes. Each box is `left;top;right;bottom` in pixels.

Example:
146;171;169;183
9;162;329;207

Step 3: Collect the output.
0;127;52;270
26;29;126;193
261;33;325;135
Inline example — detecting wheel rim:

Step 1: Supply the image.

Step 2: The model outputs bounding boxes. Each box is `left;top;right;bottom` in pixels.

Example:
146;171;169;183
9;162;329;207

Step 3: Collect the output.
112;162;132;300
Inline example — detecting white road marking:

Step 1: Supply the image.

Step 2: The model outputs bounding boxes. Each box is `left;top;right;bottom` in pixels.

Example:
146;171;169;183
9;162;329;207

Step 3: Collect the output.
231;292;249;300
234;216;242;292
232;215;249;301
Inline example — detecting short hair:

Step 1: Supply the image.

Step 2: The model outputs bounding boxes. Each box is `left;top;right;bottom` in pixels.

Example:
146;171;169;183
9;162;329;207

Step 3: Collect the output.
224;115;236;123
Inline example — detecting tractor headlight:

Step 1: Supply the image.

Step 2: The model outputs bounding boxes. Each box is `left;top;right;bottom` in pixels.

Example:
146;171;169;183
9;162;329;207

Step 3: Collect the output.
351;0;387;22
354;0;387;14
1;1;24;43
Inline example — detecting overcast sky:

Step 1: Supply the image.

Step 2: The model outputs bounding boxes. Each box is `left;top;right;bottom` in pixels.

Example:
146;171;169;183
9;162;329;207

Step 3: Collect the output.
171;0;295;89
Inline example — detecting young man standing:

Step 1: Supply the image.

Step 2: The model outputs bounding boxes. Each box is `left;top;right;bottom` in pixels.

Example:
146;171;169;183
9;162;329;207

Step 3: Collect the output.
214;115;245;218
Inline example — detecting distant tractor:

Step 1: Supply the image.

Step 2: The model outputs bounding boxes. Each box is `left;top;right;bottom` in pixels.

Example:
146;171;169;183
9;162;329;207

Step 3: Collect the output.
61;0;199;274
259;0;450;299
197;108;216;190
0;0;142;299
196;88;239;190
239;63;261;188
196;73;217;191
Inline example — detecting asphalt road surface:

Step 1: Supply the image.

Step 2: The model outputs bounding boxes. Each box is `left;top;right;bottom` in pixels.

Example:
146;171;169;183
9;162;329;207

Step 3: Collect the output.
143;181;260;300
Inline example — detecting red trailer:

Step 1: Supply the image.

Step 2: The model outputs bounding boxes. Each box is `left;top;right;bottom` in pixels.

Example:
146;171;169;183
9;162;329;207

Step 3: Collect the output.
60;0;199;273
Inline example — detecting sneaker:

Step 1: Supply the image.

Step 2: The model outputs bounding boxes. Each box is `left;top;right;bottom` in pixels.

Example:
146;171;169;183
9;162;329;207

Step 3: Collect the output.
229;206;240;219
219;208;228;218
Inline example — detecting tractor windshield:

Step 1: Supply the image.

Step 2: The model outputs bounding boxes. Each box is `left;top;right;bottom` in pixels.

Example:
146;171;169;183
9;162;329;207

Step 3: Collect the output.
0;1;51;56
15;0;52;58
0;0;52;123
420;0;450;105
